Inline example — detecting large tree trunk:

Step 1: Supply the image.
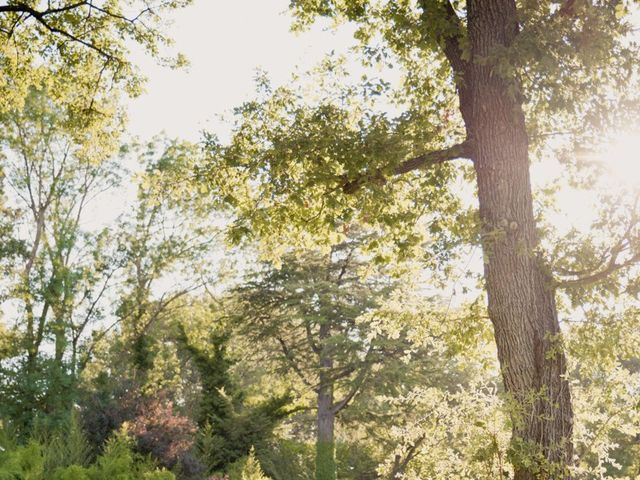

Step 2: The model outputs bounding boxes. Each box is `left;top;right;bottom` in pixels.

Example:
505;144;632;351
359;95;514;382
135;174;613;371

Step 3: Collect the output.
316;323;336;480
463;1;574;477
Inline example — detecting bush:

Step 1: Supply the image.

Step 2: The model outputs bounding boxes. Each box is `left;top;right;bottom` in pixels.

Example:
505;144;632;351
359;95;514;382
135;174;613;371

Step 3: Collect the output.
32;411;91;472
80;380;203;478
227;448;270;480
52;465;92;480
129;397;198;472
0;425;175;480
0;441;44;480
257;440;314;480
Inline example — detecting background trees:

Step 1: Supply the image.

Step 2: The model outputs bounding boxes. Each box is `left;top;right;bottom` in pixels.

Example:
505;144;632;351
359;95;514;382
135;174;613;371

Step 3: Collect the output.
0;1;638;479
0;86;122;430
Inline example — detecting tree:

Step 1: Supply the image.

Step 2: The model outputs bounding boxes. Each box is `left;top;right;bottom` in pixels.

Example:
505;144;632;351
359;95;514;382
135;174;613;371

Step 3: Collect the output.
231;235;427;480
0;0;191;432
0;86;122;429
0;0;190;116
238;448;271;480
202;2;640;478
82;138;218;379
177;319;292;476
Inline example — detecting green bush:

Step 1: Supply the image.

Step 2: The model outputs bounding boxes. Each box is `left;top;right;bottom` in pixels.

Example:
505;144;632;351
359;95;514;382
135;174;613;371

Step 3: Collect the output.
0;426;174;480
32;411;91;473
257;440;314;480
0;442;44;480
227;448;270;480
52;465;92;480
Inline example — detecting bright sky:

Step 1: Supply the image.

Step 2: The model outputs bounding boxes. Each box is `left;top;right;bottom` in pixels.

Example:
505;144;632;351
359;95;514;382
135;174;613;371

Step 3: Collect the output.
127;0;357;142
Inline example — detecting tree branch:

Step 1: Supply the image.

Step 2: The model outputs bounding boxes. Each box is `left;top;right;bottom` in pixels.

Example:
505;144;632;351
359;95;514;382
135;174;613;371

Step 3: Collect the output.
341;140;473;194
332;345;374;414
0;2;88;16
418;0;475;126
394;140;473;175
555;201;640;289
276;335;317;392
419;0;468;79
305;322;320;355
390;434;427;480
556;251;640;288
0;1;148;61
72;265;118;344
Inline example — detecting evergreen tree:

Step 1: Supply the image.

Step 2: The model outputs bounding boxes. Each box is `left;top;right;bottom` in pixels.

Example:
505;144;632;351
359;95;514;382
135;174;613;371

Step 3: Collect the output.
178;323;292;475
231;234;424;480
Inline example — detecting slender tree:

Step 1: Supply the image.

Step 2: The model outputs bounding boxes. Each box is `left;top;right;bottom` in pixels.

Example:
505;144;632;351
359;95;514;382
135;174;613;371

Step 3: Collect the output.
231;236;422;480
0;87;121;428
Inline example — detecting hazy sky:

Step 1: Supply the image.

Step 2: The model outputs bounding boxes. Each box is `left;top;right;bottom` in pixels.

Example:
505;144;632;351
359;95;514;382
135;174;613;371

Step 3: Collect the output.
127;0;357;142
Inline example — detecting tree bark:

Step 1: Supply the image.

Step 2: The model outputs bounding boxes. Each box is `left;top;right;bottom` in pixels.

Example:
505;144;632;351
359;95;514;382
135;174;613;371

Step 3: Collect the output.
316;322;337;480
461;1;574;477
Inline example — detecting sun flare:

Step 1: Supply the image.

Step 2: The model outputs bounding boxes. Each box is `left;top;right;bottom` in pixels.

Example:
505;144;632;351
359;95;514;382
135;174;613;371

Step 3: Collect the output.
595;131;640;189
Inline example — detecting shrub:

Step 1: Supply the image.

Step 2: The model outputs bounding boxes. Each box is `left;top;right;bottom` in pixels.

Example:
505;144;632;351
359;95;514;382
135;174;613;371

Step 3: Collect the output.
129;397;198;470
52;465;92;480
0;425;175;480
0;441;44;480
227;448;270;480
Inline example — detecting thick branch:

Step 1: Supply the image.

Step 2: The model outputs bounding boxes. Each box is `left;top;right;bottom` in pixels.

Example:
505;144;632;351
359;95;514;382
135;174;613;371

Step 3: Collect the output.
0;2;88;15
395;140;473;175
332;345;374;414
556;251;640;289
341;140;473;194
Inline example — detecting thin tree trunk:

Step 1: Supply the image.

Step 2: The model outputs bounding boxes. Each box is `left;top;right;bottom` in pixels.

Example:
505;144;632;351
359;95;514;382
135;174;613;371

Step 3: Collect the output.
53;314;66;365
25;299;48;372
316;323;336;480
463;1;574;477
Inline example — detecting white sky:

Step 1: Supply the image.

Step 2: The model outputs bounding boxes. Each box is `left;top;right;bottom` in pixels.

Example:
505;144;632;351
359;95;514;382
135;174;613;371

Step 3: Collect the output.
127;0;357;142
